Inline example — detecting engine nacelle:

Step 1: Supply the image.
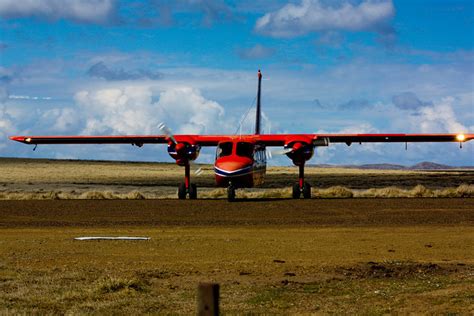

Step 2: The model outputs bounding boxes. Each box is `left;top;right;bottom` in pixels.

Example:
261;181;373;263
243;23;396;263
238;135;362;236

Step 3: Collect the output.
167;142;201;166
284;141;314;166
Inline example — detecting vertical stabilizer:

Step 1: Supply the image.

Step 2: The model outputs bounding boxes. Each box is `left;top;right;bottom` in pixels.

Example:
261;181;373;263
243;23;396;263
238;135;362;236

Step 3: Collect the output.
255;70;262;135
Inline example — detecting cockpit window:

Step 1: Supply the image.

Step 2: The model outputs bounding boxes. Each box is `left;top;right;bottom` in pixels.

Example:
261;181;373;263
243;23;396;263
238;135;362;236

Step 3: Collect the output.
236;142;254;158
217;142;233;158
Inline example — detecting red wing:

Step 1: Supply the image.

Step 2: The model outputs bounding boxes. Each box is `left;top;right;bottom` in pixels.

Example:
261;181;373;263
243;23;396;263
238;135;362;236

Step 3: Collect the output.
9;133;473;147
318;133;474;144
9;135;228;146
255;133;474;146
10;135;169;145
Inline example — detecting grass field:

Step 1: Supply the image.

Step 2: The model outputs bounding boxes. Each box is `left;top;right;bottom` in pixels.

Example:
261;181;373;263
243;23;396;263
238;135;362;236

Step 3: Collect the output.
1;157;473;199
1;226;473;314
1;199;473;314
0;158;473;314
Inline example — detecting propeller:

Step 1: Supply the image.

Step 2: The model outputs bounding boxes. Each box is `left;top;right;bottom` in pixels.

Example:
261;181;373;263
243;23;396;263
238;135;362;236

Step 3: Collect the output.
266;147;293;160
158;122;203;176
158;122;177;145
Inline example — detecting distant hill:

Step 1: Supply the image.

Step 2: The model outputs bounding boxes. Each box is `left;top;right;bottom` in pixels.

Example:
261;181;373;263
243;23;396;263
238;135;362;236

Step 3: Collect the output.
410;161;453;170
312;161;474;170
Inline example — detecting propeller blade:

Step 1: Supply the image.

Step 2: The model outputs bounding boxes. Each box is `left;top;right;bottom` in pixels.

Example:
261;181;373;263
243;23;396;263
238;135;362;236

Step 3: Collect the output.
266;148;293;160
187;160;204;176
194;167;203;176
158;122;178;144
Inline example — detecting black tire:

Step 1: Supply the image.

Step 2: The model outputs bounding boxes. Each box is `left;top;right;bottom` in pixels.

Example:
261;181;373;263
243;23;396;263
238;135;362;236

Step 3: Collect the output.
227;185;236;202
292;183;301;199
302;182;311;199
189;183;197;199
178;183;187;200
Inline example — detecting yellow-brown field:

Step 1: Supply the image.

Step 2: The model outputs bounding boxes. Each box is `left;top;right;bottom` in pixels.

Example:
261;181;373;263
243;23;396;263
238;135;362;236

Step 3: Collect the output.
0;158;473;314
1;157;473;199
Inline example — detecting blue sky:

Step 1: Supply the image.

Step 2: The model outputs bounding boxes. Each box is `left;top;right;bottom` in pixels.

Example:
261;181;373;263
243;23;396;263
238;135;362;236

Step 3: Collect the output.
0;0;473;165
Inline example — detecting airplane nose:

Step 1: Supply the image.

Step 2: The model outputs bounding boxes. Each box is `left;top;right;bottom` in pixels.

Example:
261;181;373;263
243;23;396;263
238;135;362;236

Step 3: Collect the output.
215;159;252;177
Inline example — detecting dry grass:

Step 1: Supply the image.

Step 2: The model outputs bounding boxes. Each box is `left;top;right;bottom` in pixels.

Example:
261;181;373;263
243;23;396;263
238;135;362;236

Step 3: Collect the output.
1;184;473;200
0;227;473;314
2;158;473;190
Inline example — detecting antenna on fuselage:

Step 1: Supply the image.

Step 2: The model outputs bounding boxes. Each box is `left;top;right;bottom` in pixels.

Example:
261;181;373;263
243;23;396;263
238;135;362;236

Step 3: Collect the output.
255;70;262;135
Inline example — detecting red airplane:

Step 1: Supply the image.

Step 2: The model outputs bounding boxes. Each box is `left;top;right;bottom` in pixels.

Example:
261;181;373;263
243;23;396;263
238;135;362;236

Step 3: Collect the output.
10;70;474;201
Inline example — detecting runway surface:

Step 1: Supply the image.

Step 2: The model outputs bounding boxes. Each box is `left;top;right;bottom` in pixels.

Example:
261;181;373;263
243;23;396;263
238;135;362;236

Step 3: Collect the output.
1;198;473;227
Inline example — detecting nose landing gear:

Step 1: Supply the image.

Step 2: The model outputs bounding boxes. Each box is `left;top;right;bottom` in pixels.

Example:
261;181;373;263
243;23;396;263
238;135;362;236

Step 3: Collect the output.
227;183;236;202
292;164;312;199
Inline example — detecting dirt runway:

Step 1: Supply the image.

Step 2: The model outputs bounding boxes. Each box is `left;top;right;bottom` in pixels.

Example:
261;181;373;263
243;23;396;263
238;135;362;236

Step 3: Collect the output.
1;198;473;227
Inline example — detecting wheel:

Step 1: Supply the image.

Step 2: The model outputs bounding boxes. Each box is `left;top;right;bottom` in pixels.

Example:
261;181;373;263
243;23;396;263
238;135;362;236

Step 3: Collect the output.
292;183;301;199
302;182;311;199
227;185;236;202
189;183;197;199
178;183;187;199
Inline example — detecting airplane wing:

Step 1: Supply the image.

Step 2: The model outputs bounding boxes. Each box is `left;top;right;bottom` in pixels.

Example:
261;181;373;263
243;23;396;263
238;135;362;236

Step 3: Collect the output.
9;133;474;147
255;133;474;146
9;135;225;146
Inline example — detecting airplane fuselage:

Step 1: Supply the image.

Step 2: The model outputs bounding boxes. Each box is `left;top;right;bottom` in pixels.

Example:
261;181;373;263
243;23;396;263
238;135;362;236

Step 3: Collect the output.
214;139;266;188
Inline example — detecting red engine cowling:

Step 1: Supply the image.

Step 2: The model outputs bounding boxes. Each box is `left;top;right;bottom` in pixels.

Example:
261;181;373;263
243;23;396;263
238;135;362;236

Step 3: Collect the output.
167;141;201;166
284;141;314;166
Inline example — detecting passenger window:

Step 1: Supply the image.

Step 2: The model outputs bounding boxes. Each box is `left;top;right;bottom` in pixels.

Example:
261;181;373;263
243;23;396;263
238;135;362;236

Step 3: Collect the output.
217;142;233;157
236;142;254;158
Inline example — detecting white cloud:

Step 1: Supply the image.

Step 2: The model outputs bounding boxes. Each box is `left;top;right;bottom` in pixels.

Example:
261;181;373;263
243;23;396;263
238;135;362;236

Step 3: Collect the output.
412;97;468;133
0;106;15;150
73;85;230;135
156;87;228;134
40;108;81;132
3;61;473;165
9;95;52;100
0;0;117;24
255;0;395;38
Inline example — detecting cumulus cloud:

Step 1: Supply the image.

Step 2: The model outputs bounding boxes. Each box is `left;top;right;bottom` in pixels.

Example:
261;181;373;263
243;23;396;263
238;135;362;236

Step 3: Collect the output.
87;62;163;81
73;85;230;135
0;106;15;150
0;0;117;24
412;97;468;133
255;0;395;38
40;108;81;132
156;87;228;134
392;92;432;110
237;44;276;59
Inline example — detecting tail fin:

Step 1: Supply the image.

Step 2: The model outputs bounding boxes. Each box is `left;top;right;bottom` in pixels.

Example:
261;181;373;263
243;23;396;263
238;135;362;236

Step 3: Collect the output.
255;70;262;135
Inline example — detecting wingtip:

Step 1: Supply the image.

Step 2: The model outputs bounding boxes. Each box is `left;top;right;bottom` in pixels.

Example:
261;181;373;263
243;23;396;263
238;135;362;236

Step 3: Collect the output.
9;136;26;142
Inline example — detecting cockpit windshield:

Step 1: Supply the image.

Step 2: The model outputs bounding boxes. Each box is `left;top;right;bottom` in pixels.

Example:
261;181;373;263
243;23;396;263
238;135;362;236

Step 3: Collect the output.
217;142;233;158
236;142;254;158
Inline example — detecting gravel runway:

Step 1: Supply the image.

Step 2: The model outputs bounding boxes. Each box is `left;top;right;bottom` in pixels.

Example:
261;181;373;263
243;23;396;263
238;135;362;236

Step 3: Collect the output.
1;198;473;227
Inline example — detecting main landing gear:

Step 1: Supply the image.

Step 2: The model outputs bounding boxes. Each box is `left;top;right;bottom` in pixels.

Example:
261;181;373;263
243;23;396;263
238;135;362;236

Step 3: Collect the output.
178;163;197;199
292;164;311;199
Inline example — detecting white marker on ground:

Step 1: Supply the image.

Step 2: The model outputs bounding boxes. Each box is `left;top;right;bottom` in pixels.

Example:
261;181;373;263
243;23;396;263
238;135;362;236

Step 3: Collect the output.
74;237;150;241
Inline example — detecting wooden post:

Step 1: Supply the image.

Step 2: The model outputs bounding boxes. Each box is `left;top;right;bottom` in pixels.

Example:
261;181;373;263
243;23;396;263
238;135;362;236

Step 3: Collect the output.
197;283;219;316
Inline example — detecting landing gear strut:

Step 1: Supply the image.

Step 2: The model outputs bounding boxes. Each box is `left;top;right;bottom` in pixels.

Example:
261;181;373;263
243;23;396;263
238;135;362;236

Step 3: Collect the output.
292;163;311;199
227;183;236;202
178;162;197;199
